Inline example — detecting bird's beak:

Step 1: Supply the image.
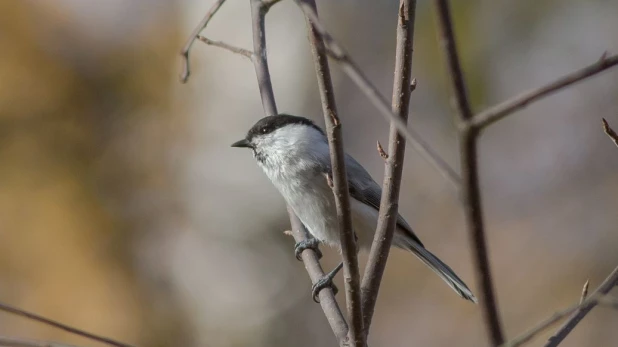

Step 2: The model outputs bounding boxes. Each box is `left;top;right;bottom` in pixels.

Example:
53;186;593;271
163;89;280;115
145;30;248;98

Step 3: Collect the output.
231;139;252;148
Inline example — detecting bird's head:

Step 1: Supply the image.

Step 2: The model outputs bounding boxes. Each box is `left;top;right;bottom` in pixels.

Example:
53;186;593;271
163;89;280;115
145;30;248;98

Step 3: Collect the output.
232;114;326;164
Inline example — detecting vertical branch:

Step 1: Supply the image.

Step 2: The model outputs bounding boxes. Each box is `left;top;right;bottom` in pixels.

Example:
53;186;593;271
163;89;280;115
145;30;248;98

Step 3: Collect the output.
299;1;364;346
360;0;417;335
247;0;350;342
432;0;505;345
249;0;278;116
459;127;504;344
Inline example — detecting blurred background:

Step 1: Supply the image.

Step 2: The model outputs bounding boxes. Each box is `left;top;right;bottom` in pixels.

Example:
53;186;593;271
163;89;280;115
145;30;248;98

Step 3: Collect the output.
1;0;617;346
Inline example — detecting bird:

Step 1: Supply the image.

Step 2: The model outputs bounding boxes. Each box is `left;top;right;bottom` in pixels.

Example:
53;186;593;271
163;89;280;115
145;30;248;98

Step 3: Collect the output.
232;113;477;303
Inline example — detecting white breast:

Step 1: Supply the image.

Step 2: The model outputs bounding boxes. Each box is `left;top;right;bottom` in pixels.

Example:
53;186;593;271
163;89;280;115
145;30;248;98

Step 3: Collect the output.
255;124;385;250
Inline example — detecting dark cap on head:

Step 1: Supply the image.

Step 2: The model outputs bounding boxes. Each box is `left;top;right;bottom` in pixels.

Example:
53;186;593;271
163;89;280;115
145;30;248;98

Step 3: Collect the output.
247;114;323;139
231;114;324;148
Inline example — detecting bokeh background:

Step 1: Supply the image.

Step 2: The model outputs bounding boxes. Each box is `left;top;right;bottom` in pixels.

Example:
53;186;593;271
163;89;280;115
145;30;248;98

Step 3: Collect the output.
1;0;618;346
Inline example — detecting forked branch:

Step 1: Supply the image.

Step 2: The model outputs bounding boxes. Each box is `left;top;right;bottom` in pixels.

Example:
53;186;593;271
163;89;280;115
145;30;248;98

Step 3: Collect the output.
432;0;505;345
542;244;618;344
179;0;228;82
500;266;618;347
292;0;460;188
502;291;618;347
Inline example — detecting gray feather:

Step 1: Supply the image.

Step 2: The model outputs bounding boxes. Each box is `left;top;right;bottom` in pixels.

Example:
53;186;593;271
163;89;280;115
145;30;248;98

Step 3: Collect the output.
332;153;424;247
334;154;476;303
395;234;478;303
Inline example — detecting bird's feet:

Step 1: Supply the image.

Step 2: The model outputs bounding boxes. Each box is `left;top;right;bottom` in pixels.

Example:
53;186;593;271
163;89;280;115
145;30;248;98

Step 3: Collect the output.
312;262;343;303
294;238;322;261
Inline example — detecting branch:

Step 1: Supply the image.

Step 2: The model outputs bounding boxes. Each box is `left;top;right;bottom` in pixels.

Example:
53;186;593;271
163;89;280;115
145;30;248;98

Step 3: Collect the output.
544;265;618;346
501;293;618;347
287;208;349;343
502;302;587;347
471;54;618;129
197;36;254;60
432;0;504;345
249;0;277;117
0;336;81;347
292;0;461;189
179;0;228;83
501;281;618;347
360;0;417;335
300;1;364;345
602;118;618;148
0;302;134;347
246;0;349;342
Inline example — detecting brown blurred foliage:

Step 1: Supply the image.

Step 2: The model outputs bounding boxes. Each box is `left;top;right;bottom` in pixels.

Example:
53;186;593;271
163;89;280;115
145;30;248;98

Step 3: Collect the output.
0;1;191;346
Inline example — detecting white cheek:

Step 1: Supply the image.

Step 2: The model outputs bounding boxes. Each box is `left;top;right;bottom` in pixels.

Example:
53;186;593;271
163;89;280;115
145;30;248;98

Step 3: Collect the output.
253;125;328;179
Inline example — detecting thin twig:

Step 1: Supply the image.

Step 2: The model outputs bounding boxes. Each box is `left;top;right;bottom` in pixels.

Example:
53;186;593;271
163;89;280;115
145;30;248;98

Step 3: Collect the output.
544;265;618;347
580;279;590;304
247;0;349;342
0;302;134;347
552;278;592;339
360;0;417;336
197;36;254;59
0;336;81;347
180;0;228;83
376;141;389;160
432;0;504;345
300;0;364;345
292;0;461;189
471;54;618;129
410;77;418;92
602;118;618;148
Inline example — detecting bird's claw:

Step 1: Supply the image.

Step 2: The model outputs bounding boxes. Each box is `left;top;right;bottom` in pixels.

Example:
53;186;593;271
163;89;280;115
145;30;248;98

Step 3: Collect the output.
294;238;322;261
311;262;343;303
312;276;338;303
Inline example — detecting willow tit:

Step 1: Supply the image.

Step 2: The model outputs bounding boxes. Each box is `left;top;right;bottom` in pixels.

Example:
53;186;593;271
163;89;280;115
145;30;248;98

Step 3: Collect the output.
232;114;477;303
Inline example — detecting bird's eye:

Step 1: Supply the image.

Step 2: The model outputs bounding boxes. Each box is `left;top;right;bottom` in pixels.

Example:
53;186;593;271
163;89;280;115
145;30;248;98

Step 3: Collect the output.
261;128;267;133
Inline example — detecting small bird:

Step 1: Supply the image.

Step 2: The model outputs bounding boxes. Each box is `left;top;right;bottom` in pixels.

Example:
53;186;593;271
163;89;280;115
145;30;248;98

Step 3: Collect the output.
232;114;477;303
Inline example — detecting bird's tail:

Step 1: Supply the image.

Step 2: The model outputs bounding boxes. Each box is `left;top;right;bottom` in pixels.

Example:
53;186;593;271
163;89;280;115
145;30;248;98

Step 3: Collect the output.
396;236;478;303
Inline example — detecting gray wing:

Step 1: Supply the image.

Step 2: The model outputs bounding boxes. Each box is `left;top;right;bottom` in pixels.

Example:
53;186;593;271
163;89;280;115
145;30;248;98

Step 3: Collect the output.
341;153;424;247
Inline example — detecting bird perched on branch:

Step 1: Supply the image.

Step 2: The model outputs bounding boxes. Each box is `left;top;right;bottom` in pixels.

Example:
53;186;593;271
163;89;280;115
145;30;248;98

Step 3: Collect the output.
232;114;477;303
